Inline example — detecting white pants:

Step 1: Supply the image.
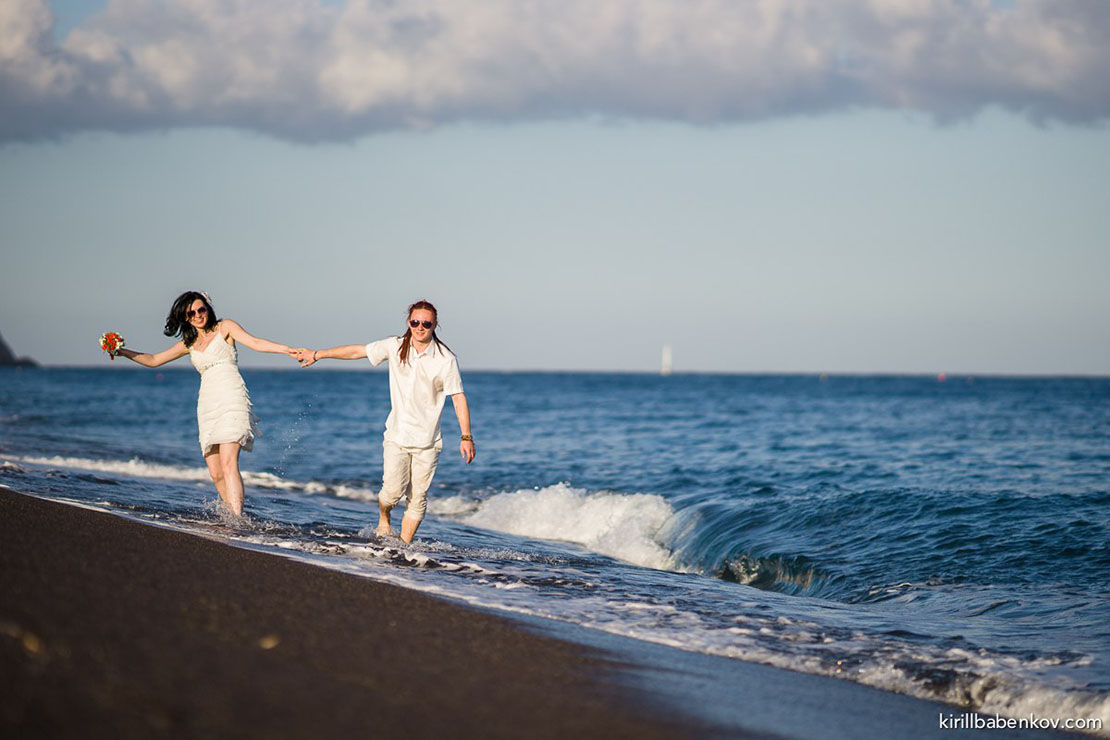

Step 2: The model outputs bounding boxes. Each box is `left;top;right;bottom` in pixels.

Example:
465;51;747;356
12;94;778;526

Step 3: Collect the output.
378;440;441;523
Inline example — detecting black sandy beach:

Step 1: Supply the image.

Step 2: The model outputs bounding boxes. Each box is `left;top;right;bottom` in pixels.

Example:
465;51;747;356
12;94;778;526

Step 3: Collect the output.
0;488;1087;740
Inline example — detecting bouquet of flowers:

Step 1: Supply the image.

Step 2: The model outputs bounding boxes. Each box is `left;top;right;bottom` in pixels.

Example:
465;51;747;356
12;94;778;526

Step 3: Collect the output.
99;332;125;360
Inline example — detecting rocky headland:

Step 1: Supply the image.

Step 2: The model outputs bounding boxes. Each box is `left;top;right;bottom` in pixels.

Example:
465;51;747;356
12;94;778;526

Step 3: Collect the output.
0;331;37;367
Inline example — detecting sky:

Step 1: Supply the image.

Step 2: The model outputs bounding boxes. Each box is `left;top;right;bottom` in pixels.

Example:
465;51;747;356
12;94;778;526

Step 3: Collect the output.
2;0;1108;374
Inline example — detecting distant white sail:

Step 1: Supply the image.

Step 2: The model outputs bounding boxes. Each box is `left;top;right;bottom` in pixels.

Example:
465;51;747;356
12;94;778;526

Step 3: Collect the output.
661;344;673;376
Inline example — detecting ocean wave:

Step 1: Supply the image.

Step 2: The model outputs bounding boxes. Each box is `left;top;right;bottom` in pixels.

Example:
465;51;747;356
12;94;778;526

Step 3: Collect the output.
445;483;679;572
656;486;1110;604
717;552;826;593
434;487;849;600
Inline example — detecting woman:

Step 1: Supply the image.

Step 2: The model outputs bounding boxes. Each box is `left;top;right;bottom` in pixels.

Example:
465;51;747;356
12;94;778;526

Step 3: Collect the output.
113;291;297;516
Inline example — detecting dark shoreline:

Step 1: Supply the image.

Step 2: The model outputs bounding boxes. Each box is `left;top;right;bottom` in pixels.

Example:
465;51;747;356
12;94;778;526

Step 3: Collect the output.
0;488;1092;740
0;489;695;739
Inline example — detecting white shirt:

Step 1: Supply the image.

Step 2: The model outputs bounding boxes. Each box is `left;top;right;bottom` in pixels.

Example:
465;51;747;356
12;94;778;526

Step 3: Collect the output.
366;336;464;449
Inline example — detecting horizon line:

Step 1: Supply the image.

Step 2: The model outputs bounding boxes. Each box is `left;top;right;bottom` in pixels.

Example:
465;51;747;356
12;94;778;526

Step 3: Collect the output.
11;365;1110;380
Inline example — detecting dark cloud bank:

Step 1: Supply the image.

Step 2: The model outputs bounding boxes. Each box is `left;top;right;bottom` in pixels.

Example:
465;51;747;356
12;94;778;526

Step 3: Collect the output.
2;0;1109;143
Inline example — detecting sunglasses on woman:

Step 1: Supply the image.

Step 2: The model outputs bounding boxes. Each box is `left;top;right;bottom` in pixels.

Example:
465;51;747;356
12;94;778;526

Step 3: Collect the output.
187;306;208;319
409;320;434;329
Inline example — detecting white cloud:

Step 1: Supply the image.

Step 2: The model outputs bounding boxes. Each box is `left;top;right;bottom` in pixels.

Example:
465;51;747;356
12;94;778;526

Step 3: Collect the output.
2;0;1108;142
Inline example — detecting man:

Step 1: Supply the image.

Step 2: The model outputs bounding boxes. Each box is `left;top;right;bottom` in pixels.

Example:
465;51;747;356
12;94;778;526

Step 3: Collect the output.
293;300;475;543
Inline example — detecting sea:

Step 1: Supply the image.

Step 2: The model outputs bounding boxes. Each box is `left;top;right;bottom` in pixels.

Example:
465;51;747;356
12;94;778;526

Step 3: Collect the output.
2;367;1108;731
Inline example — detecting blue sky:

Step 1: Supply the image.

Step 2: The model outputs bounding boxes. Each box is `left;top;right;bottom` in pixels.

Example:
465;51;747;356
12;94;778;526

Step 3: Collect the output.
2;1;1108;373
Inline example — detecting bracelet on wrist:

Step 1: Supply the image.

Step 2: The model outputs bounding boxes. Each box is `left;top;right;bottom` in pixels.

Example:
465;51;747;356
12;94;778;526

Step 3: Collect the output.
313;350;318;362
460;434;473;442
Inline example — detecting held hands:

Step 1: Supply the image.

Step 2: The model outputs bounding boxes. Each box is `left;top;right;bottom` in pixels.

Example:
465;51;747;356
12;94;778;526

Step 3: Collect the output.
291;348;317;368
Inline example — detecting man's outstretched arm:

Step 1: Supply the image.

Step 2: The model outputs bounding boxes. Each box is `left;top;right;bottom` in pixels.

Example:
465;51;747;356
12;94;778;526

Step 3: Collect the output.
293;345;368;367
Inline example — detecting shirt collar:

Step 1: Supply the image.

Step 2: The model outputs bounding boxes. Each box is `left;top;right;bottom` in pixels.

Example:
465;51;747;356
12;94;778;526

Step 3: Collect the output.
411;341;437;358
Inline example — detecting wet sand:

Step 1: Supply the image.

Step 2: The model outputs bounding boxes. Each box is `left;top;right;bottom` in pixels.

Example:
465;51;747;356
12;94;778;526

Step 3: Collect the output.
0;489;695;739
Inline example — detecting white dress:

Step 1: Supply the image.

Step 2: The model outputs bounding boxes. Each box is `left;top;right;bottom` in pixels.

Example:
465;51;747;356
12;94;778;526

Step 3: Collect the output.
189;330;258;455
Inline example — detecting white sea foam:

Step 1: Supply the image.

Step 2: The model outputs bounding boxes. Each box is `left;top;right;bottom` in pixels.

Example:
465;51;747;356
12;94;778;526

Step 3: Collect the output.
10;454;211;482
427;494;481;516
333;484;378;501
3;454;360;496
457;483;679;572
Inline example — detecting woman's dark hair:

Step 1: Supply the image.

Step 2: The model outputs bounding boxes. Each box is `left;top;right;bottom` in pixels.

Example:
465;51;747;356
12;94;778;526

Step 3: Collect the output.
164;291;218;347
399;299;451;365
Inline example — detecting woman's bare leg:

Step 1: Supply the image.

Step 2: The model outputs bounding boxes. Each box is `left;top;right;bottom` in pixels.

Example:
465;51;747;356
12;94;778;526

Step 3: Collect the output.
218;442;244;516
204;449;227;502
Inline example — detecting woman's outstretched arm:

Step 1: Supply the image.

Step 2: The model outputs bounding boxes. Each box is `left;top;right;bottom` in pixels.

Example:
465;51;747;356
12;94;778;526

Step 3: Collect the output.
116;342;188;368
220;319;297;356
